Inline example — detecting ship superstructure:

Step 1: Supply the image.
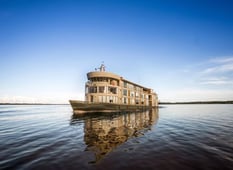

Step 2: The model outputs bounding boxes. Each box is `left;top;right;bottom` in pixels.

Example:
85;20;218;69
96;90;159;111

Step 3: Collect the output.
70;64;158;113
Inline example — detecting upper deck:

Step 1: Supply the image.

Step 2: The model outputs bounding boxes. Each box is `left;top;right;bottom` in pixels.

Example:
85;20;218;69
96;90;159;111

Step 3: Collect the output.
86;64;151;91
84;63;158;106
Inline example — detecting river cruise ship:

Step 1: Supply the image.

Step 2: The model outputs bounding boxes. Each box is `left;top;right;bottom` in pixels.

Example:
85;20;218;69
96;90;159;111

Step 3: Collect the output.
69;64;158;113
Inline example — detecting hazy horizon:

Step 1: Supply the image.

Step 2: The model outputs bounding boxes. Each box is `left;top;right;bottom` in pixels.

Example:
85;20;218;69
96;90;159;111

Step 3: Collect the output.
1;0;233;103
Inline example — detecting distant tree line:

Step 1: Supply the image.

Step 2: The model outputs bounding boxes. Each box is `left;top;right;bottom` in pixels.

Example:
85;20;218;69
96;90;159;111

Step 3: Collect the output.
159;101;233;104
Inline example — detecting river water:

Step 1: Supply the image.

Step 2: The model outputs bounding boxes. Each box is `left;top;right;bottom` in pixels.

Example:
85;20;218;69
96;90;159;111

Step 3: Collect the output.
0;104;232;170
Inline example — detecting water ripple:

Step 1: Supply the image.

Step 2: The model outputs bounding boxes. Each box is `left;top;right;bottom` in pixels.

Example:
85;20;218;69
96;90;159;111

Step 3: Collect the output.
0;105;233;170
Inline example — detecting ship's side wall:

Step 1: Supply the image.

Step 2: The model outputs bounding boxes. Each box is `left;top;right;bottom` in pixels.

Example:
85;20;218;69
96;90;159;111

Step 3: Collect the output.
84;71;158;107
69;100;157;114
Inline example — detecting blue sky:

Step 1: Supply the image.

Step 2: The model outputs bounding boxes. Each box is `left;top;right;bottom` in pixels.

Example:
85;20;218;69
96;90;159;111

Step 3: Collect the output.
1;0;233;103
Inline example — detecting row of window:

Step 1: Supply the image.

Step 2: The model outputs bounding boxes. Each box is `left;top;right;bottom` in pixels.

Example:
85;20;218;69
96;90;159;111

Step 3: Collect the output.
121;82;142;91
93;95;149;105
98;96;118;103
88;79;146;92
90;77;119;85
87;86;117;94
123;89;148;98
87;86;149;99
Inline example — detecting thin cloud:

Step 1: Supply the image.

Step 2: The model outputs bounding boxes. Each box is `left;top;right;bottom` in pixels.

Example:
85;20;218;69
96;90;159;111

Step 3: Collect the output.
202;63;233;74
201;56;233;74
209;57;233;63
200;78;233;85
196;56;233;88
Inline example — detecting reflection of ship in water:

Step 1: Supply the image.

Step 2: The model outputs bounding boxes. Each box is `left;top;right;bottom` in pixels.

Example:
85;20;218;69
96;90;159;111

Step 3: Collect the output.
71;109;159;163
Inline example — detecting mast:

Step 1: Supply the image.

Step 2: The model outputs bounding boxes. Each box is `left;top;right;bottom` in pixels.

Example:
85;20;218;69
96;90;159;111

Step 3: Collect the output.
99;63;105;72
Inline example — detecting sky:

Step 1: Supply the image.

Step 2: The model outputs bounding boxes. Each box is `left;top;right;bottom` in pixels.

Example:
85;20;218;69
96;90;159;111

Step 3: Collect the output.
1;0;233;103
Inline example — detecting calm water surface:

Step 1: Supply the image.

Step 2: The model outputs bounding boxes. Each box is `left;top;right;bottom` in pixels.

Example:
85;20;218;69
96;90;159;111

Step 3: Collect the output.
0;104;232;170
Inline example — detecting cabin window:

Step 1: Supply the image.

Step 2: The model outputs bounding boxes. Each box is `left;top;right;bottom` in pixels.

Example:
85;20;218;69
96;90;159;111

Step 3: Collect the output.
128;84;134;89
124;82;127;88
149;95;152;100
89;86;97;93
108;87;117;94
99;86;105;93
135;86;140;91
130;91;134;97
123;97;127;104
123;89;127;96
90;96;93;102
141;94;144;99
96;77;107;82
